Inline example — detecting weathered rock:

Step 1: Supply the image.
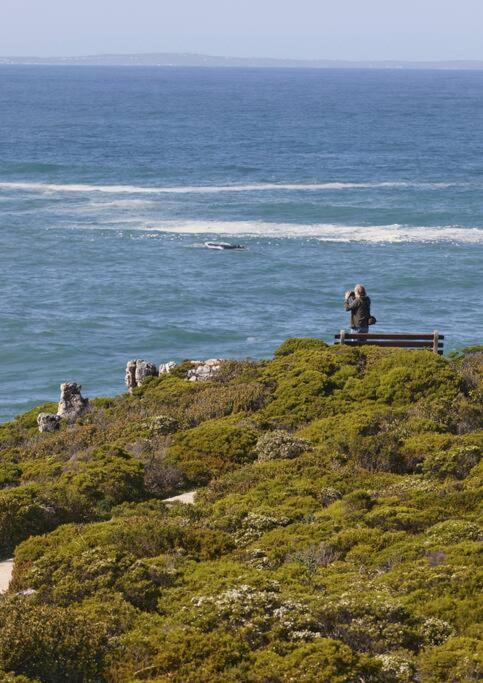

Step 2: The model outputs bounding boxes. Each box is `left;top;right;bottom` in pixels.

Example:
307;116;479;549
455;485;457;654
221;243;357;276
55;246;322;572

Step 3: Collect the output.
159;361;177;375
125;359;158;392
57;383;89;423
37;412;61;433
187;358;223;382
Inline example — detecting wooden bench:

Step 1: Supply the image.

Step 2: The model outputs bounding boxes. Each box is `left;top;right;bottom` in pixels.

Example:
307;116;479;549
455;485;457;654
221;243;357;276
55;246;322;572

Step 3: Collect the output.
334;331;444;355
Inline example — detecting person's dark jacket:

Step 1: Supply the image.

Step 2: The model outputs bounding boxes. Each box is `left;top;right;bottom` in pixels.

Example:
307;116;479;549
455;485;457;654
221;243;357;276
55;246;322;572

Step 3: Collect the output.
344;295;371;329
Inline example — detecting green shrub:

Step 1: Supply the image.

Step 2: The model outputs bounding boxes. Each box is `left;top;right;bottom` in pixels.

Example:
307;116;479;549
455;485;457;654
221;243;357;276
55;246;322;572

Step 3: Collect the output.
167;417;259;484
343;489;375;513
142;456;186;498
0;463;21;488
0;597;108;683
255;430;310;461
274;337;329;357
19;545;170;610
260;343;360;427
399;432;456;471
300;406;410;472
421;445;481;480
53;446;145;515
343;349;462;406
316;592;439;653
0;671;39;682
0;339;481;682
142;414;180;435
374;652;417;682
19;457;63;484
365;504;438;533
248;638;380;682
418;636;482;681
111;623;248;683
183;382;267;425
0;486;58;556
425;519;481;545
13;514;234;600
188;582;320;646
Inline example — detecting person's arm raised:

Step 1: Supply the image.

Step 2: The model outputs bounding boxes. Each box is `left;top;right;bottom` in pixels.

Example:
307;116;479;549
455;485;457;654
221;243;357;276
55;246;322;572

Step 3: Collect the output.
344;300;357;311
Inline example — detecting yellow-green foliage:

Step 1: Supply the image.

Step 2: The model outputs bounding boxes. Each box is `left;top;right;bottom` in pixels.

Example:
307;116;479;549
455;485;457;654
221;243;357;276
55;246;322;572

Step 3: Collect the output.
0;597;109;682
167;416;259;484
0;340;481;682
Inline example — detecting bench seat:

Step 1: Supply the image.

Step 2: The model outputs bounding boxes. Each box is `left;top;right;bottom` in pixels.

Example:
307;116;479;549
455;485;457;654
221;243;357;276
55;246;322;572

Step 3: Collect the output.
334;331;444;354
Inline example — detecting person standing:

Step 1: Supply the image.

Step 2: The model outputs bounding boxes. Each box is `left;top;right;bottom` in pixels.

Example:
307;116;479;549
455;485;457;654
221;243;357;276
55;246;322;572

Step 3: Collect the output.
344;284;371;333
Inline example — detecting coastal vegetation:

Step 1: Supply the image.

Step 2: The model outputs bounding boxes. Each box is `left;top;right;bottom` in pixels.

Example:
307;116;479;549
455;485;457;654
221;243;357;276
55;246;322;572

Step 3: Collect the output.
0;339;481;682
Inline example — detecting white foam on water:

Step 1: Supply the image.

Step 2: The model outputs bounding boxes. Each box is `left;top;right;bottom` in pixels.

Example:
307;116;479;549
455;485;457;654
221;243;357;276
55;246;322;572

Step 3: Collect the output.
0;180;458;195
144;220;483;243
87;198;154;208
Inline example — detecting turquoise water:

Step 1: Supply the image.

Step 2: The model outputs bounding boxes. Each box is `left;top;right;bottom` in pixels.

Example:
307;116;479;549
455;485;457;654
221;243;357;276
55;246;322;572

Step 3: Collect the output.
0;66;482;421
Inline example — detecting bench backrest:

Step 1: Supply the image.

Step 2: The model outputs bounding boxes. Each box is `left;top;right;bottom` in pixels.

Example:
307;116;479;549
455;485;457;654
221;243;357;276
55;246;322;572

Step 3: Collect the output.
334;331;444;354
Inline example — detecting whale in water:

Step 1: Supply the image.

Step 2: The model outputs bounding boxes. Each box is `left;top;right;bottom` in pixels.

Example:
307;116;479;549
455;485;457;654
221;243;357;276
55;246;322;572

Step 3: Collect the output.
203;241;246;250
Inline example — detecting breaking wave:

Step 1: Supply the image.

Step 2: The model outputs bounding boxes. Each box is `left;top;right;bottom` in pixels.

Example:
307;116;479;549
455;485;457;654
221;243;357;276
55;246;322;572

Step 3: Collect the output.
0;180;459;195
145;220;483;243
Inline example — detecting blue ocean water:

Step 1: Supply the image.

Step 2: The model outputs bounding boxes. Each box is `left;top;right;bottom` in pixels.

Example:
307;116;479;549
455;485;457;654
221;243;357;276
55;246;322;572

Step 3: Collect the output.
0;66;482;421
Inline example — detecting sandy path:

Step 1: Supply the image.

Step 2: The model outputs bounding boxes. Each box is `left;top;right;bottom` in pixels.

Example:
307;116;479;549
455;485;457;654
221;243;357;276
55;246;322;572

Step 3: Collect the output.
163;490;196;504
0;559;13;594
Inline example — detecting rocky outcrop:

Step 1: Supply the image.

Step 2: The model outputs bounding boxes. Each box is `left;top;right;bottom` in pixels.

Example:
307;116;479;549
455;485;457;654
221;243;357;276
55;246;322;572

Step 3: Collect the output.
187;359;223;382
125;360;158;392
159;361;176;375
158;359;223;381
57;383;89;423
36;413;61;433
127;358;223;387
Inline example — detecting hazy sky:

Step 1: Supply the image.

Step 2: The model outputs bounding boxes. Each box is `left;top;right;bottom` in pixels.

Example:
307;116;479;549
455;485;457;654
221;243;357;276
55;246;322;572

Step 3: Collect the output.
1;0;483;60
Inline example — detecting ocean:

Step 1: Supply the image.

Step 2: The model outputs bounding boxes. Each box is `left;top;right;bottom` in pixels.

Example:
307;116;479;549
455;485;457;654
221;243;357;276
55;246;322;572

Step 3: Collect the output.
0;66;482;421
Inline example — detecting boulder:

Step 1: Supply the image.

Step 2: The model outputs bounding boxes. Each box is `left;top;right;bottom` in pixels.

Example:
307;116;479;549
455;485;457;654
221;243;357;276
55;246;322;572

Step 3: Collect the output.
159;361;177;375
36;413;61;433
125;359;158;392
57;383;89;423
187;358;223;382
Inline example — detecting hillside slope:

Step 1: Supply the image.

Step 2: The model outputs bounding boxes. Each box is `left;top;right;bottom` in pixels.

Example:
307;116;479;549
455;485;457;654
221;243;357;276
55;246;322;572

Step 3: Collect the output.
0;339;481;682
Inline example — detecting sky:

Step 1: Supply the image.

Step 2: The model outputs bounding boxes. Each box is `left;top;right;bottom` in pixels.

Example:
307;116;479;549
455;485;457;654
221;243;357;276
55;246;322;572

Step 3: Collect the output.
1;0;483;61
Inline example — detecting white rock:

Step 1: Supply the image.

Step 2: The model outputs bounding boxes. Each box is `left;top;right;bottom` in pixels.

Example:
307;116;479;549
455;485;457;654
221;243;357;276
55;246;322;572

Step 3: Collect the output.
125;359;158;392
37;412;61;433
159;361;177;375
57;383;89;423
187;358;223;382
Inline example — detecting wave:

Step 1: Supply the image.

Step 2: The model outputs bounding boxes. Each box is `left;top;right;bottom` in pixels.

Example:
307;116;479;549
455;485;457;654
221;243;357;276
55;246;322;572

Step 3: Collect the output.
86;199;154;208
0;180;458;195
143;220;483;243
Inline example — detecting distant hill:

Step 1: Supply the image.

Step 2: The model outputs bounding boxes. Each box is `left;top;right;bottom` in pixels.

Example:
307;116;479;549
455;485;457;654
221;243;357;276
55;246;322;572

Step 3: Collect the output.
1;52;483;69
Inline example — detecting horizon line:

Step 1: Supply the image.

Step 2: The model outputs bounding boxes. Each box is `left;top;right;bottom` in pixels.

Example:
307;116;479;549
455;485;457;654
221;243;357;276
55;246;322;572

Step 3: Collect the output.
1;52;483;70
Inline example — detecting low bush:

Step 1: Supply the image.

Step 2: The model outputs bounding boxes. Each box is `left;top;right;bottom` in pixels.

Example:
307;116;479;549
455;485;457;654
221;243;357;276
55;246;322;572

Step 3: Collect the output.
142;414;180;435
0;597;109;683
248;638;380;682
0;341;480;682
418;636;482;682
167;416;259;484
0;486;58;556
421;444;481;479
255;430;310;461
